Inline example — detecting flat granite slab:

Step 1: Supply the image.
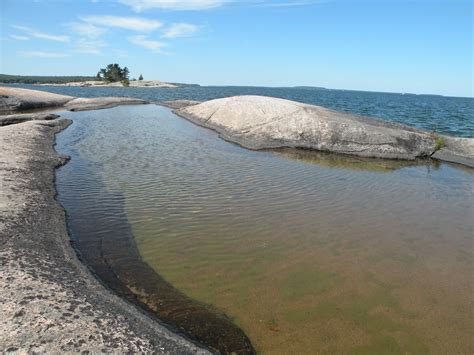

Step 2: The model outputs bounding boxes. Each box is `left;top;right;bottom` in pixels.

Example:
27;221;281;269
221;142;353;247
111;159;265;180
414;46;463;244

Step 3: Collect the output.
0;113;60;126
0;86;148;113
0;119;207;353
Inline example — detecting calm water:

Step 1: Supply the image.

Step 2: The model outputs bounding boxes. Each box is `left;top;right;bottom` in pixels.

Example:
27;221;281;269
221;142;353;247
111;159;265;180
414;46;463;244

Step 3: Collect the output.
9;83;474;137
56;104;473;354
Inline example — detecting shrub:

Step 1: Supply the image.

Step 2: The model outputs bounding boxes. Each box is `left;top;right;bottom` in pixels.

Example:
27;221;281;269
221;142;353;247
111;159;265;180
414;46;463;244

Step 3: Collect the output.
434;137;445;151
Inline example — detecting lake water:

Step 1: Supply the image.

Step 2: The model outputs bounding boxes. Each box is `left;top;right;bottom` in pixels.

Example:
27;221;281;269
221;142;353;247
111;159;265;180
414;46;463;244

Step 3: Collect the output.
55;101;473;354
11;84;474;138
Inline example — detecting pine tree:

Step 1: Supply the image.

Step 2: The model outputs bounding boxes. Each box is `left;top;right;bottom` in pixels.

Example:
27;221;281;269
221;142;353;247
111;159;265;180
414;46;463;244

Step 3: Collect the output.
139;74;144;81
97;64;130;82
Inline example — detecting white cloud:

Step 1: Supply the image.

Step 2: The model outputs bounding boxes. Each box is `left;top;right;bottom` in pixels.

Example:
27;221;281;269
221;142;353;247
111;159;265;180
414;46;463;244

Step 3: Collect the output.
119;0;226;12
128;35;167;52
12;25;70;42
66;22;107;38
162;23;199;38
21;51;70;58
10;34;29;40
81;15;162;32
74;38;106;54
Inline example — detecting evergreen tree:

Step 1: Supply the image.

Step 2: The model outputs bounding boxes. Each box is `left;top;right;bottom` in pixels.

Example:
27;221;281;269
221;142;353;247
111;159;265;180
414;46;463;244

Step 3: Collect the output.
122;67;129;80
139;74;144;81
96;64;132;83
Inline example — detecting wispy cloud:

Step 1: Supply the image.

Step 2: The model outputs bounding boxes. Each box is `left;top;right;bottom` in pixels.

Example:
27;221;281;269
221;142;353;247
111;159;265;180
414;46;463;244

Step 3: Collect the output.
81;15;163;32
12;25;70;42
256;1;314;7
10;34;29;41
74;38;106;54
21;51;70;58
162;23;199;38
66;22;107;38
119;0;226;12
128;35;167;52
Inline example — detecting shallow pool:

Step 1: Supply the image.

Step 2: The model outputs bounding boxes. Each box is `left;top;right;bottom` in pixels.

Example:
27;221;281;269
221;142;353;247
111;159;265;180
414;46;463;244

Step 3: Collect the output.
56;104;473;354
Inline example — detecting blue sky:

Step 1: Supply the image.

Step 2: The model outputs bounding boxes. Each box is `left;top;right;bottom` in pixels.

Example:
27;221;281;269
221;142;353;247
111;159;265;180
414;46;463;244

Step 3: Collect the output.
0;0;472;97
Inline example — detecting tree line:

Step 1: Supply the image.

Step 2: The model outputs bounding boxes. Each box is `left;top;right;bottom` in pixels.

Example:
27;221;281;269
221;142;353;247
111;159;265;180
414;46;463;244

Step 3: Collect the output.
0;74;97;84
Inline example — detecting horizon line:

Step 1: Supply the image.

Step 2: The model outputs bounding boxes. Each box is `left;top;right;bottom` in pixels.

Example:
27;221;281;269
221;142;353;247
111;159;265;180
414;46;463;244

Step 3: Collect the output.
0;72;472;99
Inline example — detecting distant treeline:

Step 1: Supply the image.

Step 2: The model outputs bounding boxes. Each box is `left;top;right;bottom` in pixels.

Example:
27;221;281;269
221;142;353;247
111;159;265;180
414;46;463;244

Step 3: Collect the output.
0;74;97;84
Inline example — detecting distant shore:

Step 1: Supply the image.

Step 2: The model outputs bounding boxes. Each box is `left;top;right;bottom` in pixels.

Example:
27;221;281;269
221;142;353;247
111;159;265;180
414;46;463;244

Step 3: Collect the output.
34;80;196;88
0;74;199;88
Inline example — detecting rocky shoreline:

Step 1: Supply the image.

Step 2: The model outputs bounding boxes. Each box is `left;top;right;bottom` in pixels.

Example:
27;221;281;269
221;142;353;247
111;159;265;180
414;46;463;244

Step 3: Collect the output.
0;118;207;353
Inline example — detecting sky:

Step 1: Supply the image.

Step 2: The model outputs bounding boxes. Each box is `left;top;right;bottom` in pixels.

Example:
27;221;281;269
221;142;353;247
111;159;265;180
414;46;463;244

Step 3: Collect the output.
0;0;472;97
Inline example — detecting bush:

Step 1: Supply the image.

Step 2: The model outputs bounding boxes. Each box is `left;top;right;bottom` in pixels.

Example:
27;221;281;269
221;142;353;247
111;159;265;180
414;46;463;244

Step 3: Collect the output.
121;79;130;87
434;137;445;151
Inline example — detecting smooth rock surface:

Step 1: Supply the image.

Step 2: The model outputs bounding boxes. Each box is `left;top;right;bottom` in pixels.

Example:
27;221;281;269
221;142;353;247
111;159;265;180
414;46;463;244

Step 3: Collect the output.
0;119;207;354
65;97;149;111
432;136;474;168
176;95;473;162
0;86;148;113
0;113;60;126
0;87;72;112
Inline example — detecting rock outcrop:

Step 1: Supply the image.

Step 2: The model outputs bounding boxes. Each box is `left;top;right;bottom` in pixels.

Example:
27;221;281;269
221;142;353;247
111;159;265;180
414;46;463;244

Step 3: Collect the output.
0;113;60;126
176;95;473;166
0;87;148;113
65;97;149;111
0;87;72;112
432;136;474;167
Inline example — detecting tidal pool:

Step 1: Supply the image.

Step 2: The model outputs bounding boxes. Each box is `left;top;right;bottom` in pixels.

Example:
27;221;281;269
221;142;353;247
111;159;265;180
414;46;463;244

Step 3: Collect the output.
56;104;473;354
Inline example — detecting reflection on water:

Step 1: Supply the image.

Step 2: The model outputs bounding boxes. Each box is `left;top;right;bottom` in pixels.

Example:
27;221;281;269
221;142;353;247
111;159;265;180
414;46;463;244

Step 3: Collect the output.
56;104;474;354
271;148;434;173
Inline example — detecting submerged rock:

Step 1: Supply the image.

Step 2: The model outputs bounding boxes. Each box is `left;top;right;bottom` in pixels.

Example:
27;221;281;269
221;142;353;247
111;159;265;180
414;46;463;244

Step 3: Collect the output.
176;95;473;164
0;86;148;113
